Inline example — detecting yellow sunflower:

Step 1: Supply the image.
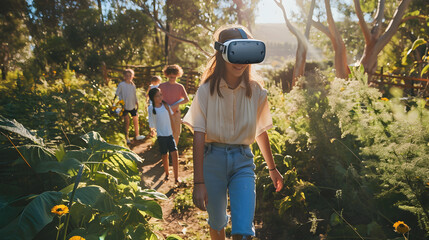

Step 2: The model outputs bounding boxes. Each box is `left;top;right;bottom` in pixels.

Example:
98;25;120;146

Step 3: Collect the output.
69;236;85;240
51;204;69;216
393;221;410;234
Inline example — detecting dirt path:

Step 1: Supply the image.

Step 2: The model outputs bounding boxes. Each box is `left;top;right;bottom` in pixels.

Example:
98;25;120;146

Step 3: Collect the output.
130;138;211;239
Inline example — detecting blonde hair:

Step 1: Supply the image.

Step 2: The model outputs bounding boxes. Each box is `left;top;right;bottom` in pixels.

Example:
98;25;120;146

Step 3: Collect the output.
150;75;162;84
123;68;134;77
201;25;257;98
123;68;135;85
163;64;184;78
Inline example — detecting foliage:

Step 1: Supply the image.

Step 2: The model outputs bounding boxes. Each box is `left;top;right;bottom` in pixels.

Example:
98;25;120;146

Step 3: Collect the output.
263;60;333;92
0;0;29;79
254;68;428;239
172;188;194;215
329;67;429;234
0;117;167;240
0;68;149;146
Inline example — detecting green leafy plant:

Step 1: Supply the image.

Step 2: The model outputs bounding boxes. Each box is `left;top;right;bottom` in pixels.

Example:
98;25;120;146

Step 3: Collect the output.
0;115;166;239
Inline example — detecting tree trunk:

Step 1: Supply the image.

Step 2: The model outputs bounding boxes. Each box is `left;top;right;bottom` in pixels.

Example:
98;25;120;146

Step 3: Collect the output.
333;36;350;79
355;0;412;78
311;0;350;79
1;43;9;80
275;0;315;89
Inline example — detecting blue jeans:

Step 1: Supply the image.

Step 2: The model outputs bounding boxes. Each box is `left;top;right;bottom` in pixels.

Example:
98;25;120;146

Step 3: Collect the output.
203;142;256;236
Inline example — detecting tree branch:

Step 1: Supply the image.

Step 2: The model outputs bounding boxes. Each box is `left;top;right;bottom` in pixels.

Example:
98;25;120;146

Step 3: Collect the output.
304;0;316;38
375;0;412;54
372;0;386;38
400;15;428;25
311;20;331;39
274;0;306;44
138;2;211;57
353;0;371;43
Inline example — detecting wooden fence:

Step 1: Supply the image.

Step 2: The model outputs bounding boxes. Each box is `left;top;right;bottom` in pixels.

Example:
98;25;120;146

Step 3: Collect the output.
369;67;429;97
103;64;200;94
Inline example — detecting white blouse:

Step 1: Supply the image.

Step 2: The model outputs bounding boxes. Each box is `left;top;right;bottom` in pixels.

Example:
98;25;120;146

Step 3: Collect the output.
183;78;273;145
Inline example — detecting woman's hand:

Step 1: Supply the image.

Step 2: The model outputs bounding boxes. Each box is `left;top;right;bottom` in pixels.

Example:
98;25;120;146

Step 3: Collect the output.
269;168;283;192
193;183;208;211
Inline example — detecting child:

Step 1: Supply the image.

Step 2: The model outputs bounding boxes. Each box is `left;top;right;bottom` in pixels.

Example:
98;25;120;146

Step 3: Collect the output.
146;76;162;104
149;75;162;89
115;69;145;144
183;26;284;240
158;65;189;147
148;87;180;184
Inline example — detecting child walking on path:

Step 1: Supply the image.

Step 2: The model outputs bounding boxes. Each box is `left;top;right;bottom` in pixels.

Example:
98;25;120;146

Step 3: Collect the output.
183;26;283;240
115;69;145;144
148;87;180;184
158;65;189;147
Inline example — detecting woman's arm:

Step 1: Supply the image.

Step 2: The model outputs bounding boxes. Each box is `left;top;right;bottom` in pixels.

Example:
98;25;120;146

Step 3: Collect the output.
255;131;284;192
193;131;208;210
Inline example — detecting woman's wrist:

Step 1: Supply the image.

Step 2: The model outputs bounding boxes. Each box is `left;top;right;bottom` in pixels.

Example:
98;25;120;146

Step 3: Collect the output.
269;166;277;171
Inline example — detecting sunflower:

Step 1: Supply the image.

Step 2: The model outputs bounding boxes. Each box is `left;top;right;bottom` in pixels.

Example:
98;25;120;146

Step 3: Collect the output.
393;221;410;234
51;204;69;216
69;236;85;240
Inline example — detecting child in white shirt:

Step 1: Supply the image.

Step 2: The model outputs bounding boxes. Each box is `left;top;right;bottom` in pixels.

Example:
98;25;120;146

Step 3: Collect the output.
148;87;180;183
115;69;145;144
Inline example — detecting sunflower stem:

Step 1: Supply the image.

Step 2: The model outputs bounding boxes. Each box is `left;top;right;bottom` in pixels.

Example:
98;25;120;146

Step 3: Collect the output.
56;216;62;240
63;164;84;240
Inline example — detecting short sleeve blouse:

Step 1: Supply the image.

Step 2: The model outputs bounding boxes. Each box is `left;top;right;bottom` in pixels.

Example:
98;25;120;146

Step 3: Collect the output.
183;78;273;145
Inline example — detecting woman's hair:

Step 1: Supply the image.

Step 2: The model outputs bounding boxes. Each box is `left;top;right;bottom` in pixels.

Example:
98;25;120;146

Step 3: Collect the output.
163;64;184;77
201;25;256;98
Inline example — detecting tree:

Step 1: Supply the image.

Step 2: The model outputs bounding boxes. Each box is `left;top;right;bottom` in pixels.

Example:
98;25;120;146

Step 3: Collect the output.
311;0;350;79
354;0;412;77
0;0;28;79
232;0;259;32
274;0;316;89
135;0;258;66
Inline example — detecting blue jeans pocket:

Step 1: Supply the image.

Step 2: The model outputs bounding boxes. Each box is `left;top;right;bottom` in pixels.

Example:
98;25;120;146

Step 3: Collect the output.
241;147;254;159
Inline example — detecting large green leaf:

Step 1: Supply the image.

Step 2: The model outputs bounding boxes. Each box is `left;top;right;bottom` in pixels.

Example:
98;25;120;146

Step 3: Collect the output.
63;148;92;162
0;115;44;146
0;191;62;240
166;235;184;240
406;38;427;56
129;223;158;240
71;185;115;212
421;64;429;77
80;131;106;149
132;198;163;219
137;189;168;200
34;158;82;176
81;131;143;164
14;145;56;167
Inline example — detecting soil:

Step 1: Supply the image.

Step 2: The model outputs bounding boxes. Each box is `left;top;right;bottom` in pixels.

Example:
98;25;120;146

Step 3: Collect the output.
130;137;212;239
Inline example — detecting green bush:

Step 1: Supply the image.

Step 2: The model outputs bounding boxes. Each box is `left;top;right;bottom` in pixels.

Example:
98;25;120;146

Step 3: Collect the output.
0;68;149;146
0;116;165;240
254;67;428;239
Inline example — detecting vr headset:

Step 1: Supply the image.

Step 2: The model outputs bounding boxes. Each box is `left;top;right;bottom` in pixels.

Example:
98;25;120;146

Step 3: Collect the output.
214;28;266;64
